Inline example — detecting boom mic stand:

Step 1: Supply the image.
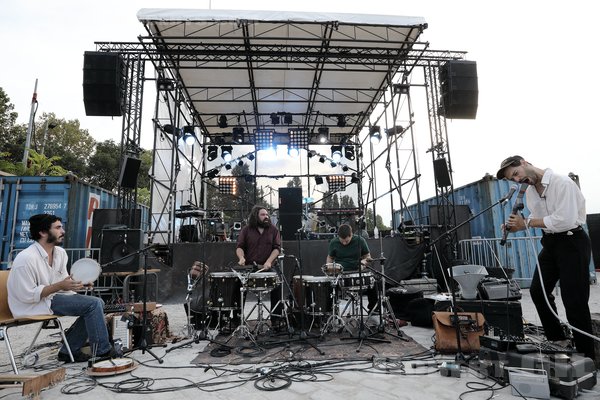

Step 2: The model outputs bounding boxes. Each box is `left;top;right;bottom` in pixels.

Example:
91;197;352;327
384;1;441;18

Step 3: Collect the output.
426;190;515;363
102;243;163;363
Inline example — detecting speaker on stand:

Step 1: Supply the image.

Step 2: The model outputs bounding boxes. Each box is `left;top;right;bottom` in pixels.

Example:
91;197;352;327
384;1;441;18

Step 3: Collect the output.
100;228;143;273
278;187;303;240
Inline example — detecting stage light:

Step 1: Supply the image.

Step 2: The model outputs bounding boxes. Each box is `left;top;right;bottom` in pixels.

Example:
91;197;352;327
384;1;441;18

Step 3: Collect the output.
157;78;175;91
284;113;293;125
218;115;228;128
330;161;337;168
270;113;280;125
369;125;382;144
224;163;232;170
326;175;346;193
289;128;309;156
237;160;244;167
182;125;196;145
385;125;405;136
317;127;329;143
206;168;219;179
318;156;326;163
221;145;233;162
206;145;218;161
351;172;361;183
288;147;299;157
218;176;237;195
331;145;342;162
247;153;255;161
315;175;324;185
344;145;355;160
307;150;317;158
336;114;346;127
392;83;410;94
342;165;349;172
255;129;274;150
232;126;244;143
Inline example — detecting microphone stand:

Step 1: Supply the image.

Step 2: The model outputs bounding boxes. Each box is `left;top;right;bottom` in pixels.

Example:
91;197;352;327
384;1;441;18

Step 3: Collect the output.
426;192;513;364
102;244;163;363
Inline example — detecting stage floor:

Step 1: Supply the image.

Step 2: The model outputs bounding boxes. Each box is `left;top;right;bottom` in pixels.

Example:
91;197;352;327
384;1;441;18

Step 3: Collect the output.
2;286;600;399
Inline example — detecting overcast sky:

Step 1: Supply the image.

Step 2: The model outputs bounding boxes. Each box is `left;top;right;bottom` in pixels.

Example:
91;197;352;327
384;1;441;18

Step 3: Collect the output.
2;0;599;222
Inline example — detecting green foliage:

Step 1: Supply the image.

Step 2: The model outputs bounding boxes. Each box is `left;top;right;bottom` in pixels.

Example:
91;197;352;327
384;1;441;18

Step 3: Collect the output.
25;149;68;176
86;139;121;190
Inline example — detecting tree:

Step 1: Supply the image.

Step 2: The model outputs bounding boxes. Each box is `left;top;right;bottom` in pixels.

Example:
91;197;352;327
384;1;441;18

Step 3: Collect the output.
86;139;120;190
0;87;27;164
25;149;68;176
286;176;302;188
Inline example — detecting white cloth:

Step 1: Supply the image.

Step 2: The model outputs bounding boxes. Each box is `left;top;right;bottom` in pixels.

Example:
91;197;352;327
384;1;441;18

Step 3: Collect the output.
525;169;586;233
7;241;71;317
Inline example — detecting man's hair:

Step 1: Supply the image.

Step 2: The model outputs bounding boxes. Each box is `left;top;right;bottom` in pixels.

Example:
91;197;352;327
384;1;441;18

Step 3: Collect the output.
248;205;267;228
29;214;62;241
337;224;352;239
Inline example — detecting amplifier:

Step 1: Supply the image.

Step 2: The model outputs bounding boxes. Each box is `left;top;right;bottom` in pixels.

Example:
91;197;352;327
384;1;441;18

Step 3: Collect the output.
478;278;522;300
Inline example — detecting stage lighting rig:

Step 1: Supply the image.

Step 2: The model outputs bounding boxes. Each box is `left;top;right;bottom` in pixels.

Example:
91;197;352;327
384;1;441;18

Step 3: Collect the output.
221;145;233;162
254;129;274;150
206;145;218;161
218;176;237;195
369;125;382;144
317;127;329;143
326;175;346;193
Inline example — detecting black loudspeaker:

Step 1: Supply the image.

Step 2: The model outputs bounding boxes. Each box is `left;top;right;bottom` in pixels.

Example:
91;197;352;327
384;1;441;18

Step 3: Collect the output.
118;156;142;189
279;187;302;240
179;224;199;242
439;60;478;119
433;157;452;188
100;228;143;273
91;208;142;250
83;51;125;116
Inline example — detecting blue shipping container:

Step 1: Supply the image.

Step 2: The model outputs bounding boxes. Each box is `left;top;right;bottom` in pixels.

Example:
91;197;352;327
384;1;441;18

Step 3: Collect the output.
0;175;148;269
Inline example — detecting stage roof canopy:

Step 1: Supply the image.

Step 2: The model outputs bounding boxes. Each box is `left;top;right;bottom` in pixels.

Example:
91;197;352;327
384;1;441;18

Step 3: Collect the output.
137;9;428;144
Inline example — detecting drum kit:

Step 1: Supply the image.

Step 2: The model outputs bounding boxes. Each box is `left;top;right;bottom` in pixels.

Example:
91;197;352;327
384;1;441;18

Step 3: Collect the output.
188;259;385;339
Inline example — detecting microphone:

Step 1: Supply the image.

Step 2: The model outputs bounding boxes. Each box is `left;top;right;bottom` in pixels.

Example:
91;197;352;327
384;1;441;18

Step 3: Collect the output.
500;183;528;246
500;184;518;204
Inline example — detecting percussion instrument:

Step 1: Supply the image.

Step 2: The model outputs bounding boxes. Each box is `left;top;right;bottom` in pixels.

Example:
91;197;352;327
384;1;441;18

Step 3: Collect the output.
246;272;280;292
293;275;334;315
321;262;343;276
340;272;374;292
88;358;137;376
207;272;241;310
70;258;101;284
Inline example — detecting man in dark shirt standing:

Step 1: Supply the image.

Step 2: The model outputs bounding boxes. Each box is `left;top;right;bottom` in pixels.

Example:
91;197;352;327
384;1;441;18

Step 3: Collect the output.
236;205;283;330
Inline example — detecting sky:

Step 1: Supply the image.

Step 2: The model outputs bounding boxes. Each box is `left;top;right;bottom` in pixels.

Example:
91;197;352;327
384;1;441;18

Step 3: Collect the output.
2;0;600;224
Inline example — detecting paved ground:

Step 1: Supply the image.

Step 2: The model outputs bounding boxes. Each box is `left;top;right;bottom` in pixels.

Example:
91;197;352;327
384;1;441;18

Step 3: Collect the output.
2;285;600;399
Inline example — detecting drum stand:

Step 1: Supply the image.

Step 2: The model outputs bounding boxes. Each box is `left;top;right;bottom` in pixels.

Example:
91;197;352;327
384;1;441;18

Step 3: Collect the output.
320;274;350;336
269;250;295;334
245;289;271;335
226;271;258;346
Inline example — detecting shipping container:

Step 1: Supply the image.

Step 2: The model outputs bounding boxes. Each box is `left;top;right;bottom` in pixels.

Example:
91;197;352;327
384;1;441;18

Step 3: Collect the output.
394;176;595;285
0;175;148;269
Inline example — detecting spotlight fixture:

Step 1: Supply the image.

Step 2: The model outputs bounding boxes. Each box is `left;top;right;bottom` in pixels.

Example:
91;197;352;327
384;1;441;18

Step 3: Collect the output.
351;172;360;184
206;168;219;179
232;126;244;143
182;125;196;145
162;124;180;136
336;114;346;127
224;163;232;170
270;113;280;125
342;165;349;172
344;145;355;161
237;160;244;167
218;176;237;195
330;161;337;168
331;145;343;162
318;156;326;163
385;125;405;136
307;150;317;158
218;115;228;128
221;145;233;162
255;129;274;150
315;175;324;185
369;125;382;144
288;147;300;157
392;83;410;94
157;77;175;91
317;127;329;143
283;113;293;125
206;145;218;161
326;175;346;193
247;153;255;161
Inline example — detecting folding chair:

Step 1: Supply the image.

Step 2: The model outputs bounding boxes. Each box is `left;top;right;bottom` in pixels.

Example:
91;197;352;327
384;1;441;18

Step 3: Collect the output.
0;270;74;374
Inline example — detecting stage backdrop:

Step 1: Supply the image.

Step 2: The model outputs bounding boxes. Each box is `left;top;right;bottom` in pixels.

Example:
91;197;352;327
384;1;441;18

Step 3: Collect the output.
159;237;426;303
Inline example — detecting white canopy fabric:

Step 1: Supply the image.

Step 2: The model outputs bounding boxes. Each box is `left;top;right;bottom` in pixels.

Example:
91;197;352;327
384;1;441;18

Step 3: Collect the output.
137;9;428;143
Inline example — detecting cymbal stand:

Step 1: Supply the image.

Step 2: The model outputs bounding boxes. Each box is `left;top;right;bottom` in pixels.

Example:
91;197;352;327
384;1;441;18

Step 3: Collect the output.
270;250;295;334
226;270;257;345
244;286;271;336
365;259;408;341
320;272;350;336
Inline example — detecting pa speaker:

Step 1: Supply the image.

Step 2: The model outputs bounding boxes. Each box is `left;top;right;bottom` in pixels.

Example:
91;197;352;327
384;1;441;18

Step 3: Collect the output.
118;156;142;189
91;208;142;250
83;51;124;116
433;158;452;188
439;60;478;119
279;187;302;240
100;228;143;273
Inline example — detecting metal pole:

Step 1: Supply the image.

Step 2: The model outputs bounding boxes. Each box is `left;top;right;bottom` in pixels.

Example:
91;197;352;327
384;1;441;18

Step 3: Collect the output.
22;79;38;168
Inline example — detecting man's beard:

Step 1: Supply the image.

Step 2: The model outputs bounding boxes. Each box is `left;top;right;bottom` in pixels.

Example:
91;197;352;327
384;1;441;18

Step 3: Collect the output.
47;231;64;245
258;219;271;228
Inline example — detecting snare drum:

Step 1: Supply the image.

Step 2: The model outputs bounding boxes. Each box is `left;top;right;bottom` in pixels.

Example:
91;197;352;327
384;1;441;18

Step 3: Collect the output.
246;272;280;292
340;272;374;292
321;262;343;276
292;275;334;314
207;272;241;310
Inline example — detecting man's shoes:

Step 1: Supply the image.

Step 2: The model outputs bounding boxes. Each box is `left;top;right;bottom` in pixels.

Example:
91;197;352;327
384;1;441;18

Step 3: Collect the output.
57;351;91;363
95;346;117;360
